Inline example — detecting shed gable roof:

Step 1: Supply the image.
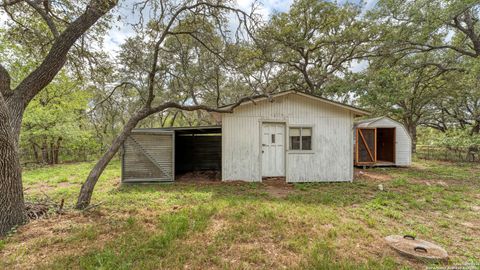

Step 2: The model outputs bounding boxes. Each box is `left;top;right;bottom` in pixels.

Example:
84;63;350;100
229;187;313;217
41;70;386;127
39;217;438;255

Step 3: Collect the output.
222;90;369;116
355;116;403;128
355;116;412;141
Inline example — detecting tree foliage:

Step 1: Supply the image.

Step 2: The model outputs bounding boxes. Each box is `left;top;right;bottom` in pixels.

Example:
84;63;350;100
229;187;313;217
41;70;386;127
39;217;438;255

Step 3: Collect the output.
257;0;372;96
21;72;98;164
360;0;480;151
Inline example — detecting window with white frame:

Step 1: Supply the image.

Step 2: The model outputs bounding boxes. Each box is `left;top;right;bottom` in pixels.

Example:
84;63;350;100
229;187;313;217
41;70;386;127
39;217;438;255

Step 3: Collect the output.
289;127;312;150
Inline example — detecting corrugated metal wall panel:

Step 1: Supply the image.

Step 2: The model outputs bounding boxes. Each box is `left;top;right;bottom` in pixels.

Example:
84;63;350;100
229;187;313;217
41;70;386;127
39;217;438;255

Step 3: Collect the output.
222;115;261;181
122;132;174;182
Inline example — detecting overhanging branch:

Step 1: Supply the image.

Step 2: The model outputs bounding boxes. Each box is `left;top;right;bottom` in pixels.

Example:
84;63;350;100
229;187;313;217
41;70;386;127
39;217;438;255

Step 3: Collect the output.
148;94;266;115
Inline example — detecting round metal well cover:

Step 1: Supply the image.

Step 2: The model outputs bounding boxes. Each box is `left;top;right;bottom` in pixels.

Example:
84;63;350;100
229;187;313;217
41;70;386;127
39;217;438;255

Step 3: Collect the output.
385;235;448;262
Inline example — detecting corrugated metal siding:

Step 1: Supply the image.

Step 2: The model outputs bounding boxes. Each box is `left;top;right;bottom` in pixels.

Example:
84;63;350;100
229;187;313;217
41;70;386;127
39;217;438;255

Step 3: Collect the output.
122;132;174;182
368;118;412;166
222;115;262;181
222;93;354;182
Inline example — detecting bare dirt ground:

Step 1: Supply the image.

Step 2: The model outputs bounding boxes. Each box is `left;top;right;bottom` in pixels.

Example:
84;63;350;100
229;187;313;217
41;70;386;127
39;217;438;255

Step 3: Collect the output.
262;177;294;198
354;168;393;182
175;170;221;182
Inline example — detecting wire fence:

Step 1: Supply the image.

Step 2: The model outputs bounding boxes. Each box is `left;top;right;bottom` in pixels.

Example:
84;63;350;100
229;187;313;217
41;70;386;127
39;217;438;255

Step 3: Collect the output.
416;145;480;163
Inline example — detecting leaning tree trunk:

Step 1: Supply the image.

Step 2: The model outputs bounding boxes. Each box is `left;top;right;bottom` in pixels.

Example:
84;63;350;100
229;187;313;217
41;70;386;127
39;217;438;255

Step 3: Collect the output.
0;100;25;236
76;110;148;209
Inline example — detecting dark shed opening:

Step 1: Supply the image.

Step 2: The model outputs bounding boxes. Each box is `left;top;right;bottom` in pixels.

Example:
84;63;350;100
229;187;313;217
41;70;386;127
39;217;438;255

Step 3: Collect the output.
376;128;395;163
173;126;222;180
355;127;396;166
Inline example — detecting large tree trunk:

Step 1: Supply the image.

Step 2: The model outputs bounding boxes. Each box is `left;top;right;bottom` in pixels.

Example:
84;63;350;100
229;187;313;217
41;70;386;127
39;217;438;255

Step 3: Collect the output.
0;98;25;236
76;111;148;209
0;0;117;236
405;121;417;153
0;132;24;236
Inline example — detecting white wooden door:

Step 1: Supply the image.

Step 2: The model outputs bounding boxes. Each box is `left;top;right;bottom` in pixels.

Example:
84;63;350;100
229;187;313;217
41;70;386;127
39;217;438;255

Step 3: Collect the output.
261;123;285;177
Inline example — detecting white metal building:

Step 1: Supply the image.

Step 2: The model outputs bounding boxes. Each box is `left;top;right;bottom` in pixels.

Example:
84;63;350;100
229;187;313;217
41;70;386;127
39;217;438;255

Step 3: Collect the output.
221;90;369;182
121;90;371;183
354;117;412;167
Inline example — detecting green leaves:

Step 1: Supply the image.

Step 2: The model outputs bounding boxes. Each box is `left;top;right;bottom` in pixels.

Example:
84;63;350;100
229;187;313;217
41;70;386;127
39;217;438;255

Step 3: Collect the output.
370;0;480;58
257;0;372;95
20;71;99;162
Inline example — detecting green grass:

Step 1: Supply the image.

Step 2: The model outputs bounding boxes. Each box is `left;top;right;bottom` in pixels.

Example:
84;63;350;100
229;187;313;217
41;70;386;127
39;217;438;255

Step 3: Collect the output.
49;206;217;270
0;159;479;269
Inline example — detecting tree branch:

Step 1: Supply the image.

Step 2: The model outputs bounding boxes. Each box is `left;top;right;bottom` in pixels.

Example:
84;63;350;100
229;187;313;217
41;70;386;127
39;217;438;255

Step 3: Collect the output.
405;41;478;58
145;1;256;107
87;82;137;114
167;31;226;62
25;0;60;38
0;0;24;7
12;0;117;107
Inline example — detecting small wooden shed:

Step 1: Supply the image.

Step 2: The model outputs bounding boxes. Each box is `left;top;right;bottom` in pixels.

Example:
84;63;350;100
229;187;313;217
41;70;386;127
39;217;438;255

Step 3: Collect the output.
354;117;412;167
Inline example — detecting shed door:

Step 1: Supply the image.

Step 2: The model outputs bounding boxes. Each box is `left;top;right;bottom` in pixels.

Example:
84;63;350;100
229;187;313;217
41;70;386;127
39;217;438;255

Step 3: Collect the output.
261;123;285;177
356;128;376;164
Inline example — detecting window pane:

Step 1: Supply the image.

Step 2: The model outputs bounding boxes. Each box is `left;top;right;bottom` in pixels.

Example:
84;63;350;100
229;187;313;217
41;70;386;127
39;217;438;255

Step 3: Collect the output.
302;128;312;136
302;136;312;150
290;136;300;150
290;128;300;136
271;134;275;143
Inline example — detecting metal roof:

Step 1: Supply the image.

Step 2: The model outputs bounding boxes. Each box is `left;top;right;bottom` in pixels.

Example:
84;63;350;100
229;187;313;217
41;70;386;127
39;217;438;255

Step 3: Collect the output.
220;90;370;116
354;117;384;127
133;126;221;134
